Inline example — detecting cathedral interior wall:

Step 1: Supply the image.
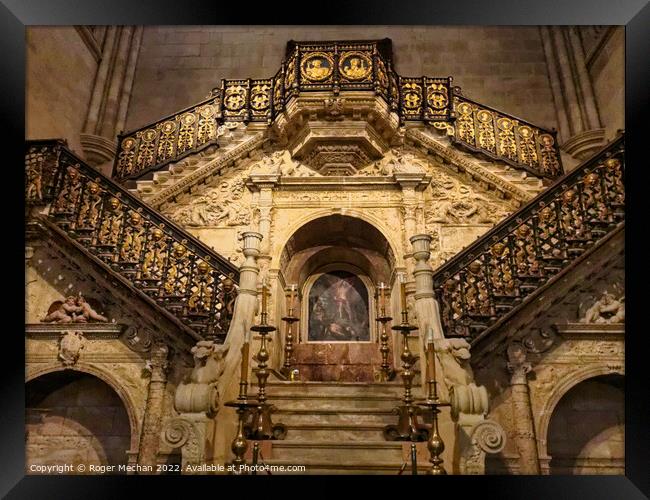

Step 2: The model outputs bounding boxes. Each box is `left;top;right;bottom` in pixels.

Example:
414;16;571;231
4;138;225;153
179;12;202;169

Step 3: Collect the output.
26;27;98;155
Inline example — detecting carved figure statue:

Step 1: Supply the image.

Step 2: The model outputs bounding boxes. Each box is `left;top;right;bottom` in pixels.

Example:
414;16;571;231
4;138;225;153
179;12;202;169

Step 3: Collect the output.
435;337;475;387
42;296;81;323
74;295;109;323
580;291;625;324
188;341;229;385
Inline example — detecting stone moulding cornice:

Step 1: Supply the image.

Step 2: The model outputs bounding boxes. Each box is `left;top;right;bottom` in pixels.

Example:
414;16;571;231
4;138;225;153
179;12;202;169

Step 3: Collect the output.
406;128;533;204
26;323;126;339
553;323;624;337
147;131;266;209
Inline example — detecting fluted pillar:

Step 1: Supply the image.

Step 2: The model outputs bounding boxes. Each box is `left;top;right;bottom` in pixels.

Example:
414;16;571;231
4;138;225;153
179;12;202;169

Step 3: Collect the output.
506;342;540;474
539;26;605;161
81;26;144;169
138;342;170;470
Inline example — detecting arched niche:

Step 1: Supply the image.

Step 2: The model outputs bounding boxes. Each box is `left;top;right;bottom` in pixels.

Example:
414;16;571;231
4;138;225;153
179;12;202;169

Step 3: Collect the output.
26;370;135;473
546;374;624;475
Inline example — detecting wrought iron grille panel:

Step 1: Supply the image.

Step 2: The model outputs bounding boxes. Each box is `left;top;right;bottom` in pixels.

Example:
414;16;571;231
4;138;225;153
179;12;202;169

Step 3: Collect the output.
432;134;624;343
113;39;561;181
27;140;240;343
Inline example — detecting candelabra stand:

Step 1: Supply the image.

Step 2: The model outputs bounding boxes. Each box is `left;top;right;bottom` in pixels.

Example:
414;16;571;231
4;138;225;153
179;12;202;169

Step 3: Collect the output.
245;294;287;441
280;287;299;378
224;398;259;473
376;314;396;382
417;338;451;475
383;279;428;442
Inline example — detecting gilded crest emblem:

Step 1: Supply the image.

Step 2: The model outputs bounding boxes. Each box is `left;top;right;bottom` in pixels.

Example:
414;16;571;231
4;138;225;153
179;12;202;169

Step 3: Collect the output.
402;82;422;110
301;53;333;82
224;85;246;111
339;52;372;81
250;84;270;110
427;83;448;110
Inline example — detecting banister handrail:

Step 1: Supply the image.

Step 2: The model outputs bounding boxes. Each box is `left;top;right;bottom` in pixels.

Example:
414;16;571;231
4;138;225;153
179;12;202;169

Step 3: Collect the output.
26;139;240;342
431;133;624;341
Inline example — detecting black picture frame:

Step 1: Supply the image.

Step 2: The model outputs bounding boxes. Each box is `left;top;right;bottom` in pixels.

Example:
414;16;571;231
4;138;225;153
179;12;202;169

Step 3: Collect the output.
3;0;647;497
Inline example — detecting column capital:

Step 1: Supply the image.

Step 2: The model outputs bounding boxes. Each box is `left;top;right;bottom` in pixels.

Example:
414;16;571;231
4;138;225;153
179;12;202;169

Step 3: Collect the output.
506;342;532;384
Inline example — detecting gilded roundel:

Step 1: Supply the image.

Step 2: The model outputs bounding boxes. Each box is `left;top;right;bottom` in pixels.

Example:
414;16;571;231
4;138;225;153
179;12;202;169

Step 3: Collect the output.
141;129;157;142
301;52;333;82
198;105;216;118
339;52;372;81
160;120;177;134
121;137;136;150
427;83;448;110
180;113;196;126
224;85;246;111
457;101;473;116
477;110;493;123
496;117;514;131
539;133;555;147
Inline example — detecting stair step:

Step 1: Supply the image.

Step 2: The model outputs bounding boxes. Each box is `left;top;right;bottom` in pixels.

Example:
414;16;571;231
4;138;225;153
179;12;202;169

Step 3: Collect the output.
273;408;398;426
254;381;408;398
280;424;387;442
261;459;427;475
270;440;404;463
260;395;400;411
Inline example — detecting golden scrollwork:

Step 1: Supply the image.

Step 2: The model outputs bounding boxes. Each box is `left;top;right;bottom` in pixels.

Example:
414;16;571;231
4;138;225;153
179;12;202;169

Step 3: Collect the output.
177;113;197;153
156;120;177;161
188;260;214;314
339;51;372;81
95;196;123;248
140;226;168;280
455;101;475;145
224;85;247;111
496;117;517;160
476;110;496;152
427;82;448;110
300;52;333;82
517;125;538;167
197;105;217;144
250;83;271;111
402;81;422;114
76;181;103;230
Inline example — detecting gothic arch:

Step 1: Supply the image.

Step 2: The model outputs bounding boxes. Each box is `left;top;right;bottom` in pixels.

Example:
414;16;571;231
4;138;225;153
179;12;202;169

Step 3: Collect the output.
536;364;625;459
26;363;142;454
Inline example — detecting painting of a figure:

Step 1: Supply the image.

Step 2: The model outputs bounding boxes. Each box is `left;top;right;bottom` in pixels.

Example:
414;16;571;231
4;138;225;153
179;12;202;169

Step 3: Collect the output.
308;271;370;342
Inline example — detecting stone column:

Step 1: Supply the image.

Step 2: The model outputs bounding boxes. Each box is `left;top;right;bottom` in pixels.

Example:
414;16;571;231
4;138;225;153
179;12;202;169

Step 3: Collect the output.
539;26;605;161
138;342;170;470
81;26;144;170
506;342;540;474
248;174;279;280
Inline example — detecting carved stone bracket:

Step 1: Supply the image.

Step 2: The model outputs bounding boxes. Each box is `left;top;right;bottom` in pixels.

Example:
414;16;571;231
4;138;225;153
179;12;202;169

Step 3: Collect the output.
457;415;507;475
161;414;211;472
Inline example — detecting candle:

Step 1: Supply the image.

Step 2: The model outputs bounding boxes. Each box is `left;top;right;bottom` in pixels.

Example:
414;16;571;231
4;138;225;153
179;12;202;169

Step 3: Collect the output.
240;341;250;384
288;284;297;313
378;282;386;313
399;274;407;314
261;280;267;315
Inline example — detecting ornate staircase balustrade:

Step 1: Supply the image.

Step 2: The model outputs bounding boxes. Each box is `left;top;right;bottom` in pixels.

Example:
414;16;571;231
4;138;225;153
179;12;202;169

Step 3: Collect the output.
431;134;624;342
26;139;240;343
113;38;562;181
451;93;562;178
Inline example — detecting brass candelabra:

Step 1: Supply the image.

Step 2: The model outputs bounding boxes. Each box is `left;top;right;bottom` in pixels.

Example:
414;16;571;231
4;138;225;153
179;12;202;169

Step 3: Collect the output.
246;282;287;441
376;282;396;382
383;275;428;443
280;284;299;379
417;328;451;475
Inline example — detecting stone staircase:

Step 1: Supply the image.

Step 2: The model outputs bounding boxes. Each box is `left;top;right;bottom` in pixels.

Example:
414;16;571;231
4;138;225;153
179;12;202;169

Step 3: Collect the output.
251;380;430;474
127;125;265;205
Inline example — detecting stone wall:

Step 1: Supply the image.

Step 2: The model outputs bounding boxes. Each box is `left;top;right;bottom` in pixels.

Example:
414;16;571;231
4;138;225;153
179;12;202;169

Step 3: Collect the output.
589;28;625;142
126;26;557;131
26;27;98;156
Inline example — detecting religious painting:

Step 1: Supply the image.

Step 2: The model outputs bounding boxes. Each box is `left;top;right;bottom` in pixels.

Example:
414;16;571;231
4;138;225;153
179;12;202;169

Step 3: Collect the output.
307;271;370;342
339;52;372;81
300;52;333;82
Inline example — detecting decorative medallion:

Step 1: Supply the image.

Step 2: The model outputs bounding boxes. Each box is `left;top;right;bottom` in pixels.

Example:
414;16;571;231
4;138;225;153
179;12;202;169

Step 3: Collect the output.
402;82;422;110
224;85;247;111
160;120;177;134
121;137;136;150
141;129;157;142
198;105;215;118
301;52;333;82
339;52;372;81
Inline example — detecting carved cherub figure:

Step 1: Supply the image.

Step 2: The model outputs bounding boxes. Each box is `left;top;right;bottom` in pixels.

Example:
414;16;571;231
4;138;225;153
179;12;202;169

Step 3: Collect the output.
581;291;625;324
74;295;109;323
42;296;81;323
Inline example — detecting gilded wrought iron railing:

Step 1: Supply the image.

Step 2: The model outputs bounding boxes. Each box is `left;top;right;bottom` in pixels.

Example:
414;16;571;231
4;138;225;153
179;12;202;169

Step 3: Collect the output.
451;93;562;178
113;38;563;182
432;134;624;342
26;139;240;343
